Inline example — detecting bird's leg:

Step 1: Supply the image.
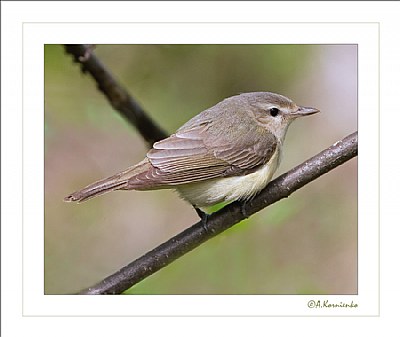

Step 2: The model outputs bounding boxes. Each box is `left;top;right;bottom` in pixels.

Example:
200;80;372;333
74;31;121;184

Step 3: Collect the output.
194;206;210;233
239;199;251;219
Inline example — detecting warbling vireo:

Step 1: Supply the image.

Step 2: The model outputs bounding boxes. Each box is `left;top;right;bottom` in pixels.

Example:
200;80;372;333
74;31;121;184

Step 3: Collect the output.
65;92;319;218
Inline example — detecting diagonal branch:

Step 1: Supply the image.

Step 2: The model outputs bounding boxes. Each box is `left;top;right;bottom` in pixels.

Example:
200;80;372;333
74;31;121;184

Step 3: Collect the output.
78;131;358;295
64;44;167;146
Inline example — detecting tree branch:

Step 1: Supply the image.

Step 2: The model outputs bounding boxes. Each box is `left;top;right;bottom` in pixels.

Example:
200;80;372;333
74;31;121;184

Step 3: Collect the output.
64;44;167;146
78;131;358;295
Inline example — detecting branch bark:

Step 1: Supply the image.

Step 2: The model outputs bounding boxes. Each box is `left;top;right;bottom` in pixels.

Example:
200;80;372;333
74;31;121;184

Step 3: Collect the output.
64;44;167;146
78;131;358;295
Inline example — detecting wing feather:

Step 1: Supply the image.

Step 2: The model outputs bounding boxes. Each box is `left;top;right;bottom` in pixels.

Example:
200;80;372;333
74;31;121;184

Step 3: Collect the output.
127;117;278;188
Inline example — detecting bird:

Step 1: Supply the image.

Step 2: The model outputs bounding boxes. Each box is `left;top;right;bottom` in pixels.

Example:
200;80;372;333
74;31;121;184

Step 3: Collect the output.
64;92;319;219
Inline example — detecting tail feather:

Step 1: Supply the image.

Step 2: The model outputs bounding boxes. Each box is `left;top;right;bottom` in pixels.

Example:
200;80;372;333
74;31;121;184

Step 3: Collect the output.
64;178;128;203
64;159;150;203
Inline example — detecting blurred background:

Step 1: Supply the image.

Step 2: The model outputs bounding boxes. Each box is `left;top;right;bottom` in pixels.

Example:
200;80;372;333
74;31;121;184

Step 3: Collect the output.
45;44;357;294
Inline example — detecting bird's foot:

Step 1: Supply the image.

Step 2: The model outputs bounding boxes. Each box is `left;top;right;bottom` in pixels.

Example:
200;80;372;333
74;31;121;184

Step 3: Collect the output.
240;200;249;219
194;207;210;233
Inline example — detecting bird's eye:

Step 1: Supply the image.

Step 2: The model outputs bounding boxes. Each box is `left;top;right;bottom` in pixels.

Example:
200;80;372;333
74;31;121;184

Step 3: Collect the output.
270;108;279;117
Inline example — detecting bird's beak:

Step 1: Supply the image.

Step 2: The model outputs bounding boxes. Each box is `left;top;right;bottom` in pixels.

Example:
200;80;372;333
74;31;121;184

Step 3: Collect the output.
293;106;320;117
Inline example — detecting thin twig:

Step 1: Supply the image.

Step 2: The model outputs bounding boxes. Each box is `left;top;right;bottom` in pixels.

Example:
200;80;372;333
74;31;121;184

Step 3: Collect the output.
78;131;358;295
64;44;167;146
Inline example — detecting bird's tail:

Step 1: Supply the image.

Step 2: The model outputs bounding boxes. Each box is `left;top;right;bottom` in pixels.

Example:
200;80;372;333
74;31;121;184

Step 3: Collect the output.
64;159;150;203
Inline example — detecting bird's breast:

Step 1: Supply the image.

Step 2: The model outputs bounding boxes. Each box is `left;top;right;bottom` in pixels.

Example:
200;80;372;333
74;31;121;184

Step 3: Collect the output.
176;147;281;208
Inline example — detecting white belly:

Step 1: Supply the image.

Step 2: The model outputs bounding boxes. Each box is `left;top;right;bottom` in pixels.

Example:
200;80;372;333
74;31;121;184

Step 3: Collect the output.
176;148;281;207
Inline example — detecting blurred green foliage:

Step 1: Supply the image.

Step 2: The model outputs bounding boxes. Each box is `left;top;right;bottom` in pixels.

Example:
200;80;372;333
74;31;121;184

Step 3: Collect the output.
45;44;313;131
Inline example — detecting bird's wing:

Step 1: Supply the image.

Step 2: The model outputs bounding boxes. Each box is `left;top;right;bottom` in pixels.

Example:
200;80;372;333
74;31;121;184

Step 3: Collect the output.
126;122;278;188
